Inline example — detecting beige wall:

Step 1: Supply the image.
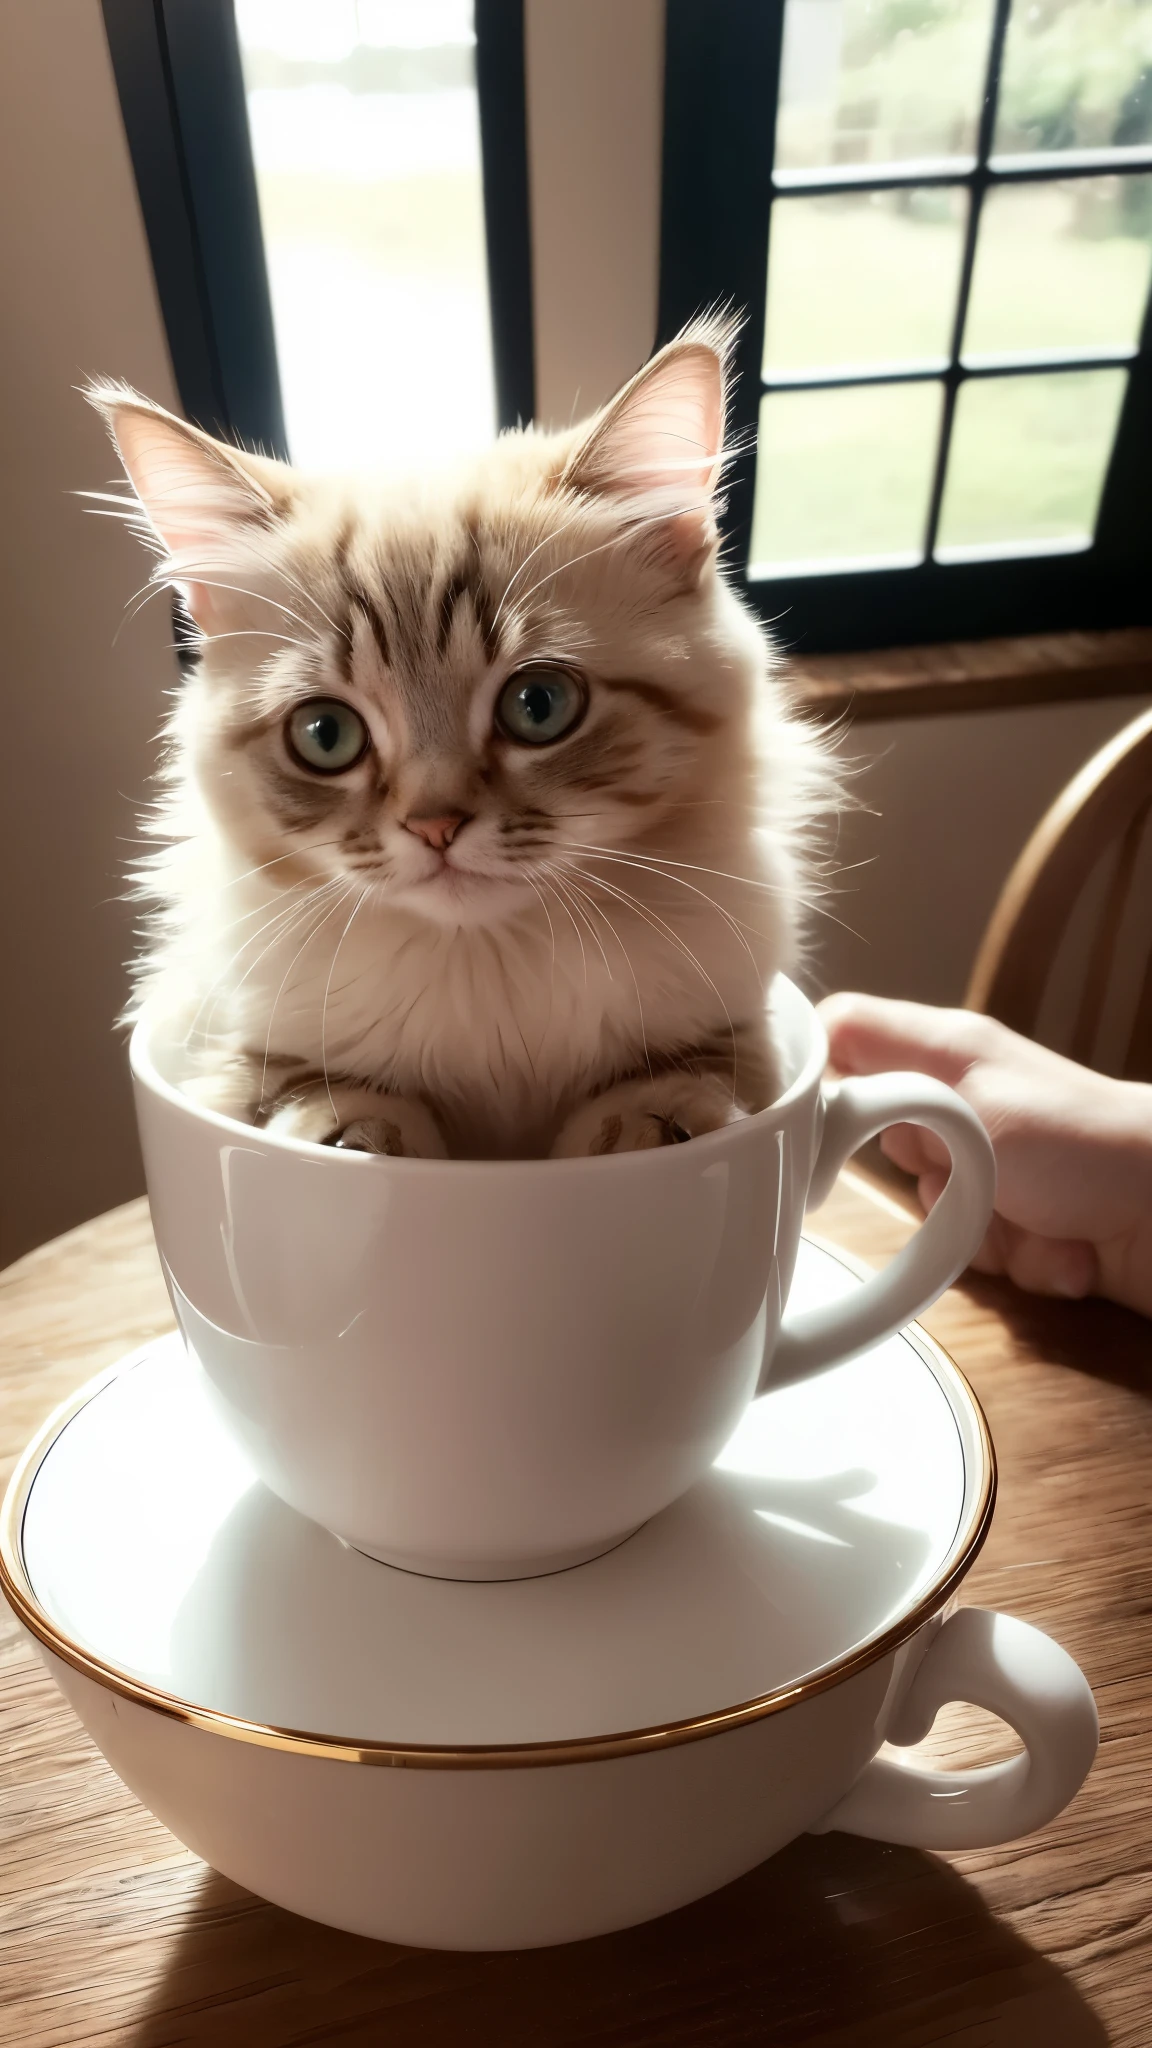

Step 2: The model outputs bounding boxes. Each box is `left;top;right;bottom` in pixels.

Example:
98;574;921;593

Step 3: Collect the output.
525;0;665;424
0;4;1142;1265
803;695;1151;1007
0;2;179;1263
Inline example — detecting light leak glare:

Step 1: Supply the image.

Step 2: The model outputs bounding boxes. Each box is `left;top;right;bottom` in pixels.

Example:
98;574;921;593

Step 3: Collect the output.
235;0;496;474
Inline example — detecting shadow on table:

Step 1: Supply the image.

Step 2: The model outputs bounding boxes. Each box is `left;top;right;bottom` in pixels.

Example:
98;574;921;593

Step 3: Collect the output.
127;1830;1107;2048
964;1270;1151;1399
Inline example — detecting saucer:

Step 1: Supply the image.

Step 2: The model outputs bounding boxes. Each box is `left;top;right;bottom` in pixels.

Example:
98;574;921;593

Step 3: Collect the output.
6;1239;992;1755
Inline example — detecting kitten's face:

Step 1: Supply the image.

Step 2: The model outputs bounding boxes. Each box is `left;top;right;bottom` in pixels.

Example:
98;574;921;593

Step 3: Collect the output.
96;326;745;928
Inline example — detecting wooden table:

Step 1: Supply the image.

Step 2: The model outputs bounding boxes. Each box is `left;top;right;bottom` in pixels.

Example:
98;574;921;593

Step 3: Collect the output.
0;1178;1148;2047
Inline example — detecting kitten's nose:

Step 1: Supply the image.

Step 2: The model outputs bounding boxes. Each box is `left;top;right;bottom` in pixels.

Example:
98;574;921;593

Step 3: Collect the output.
403;811;470;853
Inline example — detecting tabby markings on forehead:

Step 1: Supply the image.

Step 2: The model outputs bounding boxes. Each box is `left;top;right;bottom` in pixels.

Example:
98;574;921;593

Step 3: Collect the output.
348;586;391;670
329;521;392;671
435;556;501;662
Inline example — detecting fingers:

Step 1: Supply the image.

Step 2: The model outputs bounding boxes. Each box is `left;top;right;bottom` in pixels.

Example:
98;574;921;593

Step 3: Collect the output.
880;1122;952;1174
984;1226;1097;1299
946;1202;1097;1298
911;1169;1097;1298
818;991;988;1090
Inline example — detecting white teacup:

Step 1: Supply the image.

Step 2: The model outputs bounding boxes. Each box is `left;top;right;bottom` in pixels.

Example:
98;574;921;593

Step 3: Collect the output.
131;976;995;1579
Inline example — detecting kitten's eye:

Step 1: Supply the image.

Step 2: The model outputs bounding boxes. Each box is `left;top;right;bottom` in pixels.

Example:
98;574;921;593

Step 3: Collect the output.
496;666;587;746
286;698;369;774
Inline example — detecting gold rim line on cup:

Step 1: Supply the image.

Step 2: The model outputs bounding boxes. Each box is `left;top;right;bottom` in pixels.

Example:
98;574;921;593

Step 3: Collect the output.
0;1268;996;1773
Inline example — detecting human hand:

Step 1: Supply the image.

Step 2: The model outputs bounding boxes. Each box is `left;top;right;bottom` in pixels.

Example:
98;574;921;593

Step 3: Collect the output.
818;992;1152;1319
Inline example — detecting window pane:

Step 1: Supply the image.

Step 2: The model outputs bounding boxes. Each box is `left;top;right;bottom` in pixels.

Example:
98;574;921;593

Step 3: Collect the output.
936;369;1128;556
750;382;944;573
994;0;1152;158
964;176;1152;360
764;188;967;374
774;0;996;174
235;0;496;470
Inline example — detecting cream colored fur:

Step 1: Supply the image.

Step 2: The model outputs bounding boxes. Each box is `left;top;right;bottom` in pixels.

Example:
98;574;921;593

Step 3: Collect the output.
90;320;838;1158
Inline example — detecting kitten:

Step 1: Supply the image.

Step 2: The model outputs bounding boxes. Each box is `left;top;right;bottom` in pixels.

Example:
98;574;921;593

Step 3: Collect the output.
90;318;835;1159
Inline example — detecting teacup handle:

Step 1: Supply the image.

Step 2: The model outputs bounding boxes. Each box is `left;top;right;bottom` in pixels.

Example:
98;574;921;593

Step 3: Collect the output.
764;1072;996;1390
813;1608;1098;1849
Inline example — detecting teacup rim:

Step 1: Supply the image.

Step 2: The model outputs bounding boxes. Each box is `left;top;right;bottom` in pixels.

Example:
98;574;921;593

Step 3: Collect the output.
128;971;829;1175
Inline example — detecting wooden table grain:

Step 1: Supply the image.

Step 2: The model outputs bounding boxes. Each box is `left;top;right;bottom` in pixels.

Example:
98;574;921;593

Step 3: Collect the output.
0;1177;1148;2047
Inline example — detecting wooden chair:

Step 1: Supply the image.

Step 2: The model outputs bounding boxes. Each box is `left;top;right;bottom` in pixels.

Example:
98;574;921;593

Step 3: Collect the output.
964;705;1152;1081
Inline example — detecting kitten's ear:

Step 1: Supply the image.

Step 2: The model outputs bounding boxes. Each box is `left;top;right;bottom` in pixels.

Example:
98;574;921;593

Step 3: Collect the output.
85;384;295;629
561;316;736;587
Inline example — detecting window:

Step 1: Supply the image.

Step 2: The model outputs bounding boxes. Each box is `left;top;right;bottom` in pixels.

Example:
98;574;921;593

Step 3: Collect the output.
101;0;533;459
660;0;1152;652
232;0;496;470
104;0;1149;661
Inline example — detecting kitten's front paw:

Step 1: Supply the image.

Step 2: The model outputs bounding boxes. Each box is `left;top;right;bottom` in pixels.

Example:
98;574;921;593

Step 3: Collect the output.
264;1084;448;1159
551;1075;746;1158
335;1108;447;1158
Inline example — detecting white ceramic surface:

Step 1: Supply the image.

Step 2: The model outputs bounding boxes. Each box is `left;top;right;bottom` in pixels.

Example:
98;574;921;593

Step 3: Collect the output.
2;1245;1098;1951
130;977;997;1578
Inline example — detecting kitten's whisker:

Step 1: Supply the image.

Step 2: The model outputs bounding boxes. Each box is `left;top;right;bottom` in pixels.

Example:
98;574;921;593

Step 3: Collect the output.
204;880;349;1041
506;495;711;618
553;840;861;939
552;843;765;972
116;575;177;638
521;872;558;974
558;872;652;1077
570;847;764;975
186;874;321;948
183;880;344;1050
170;856;349;951
558;841;785;895
235;539;344;640
181;892;312;1048
199;628;308;649
171;574;322;640
258;891;359;1112
491;499;598;637
562;862;738;1097
118;548;324;644
214;842;346;892
83;506;158;521
320;888;368;1125
541;865;613;982
76;487;141;507
536;866;588;985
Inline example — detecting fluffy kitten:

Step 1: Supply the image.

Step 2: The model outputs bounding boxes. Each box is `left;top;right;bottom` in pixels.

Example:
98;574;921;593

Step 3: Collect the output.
91;319;834;1159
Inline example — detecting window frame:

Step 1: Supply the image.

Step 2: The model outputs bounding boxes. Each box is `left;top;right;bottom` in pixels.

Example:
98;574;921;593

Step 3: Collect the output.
658;0;1152;656
101;0;287;455
102;0;1151;668
102;0;536;450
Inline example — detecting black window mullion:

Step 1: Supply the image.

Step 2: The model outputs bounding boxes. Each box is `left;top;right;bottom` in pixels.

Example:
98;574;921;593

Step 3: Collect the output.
767;351;1138;397
656;0;1152;651
658;0;786;574
475;0;536;431
1092;265;1152;566
921;0;1016;557
773;165;973;199
770;148;1152;201
101;0;286;456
